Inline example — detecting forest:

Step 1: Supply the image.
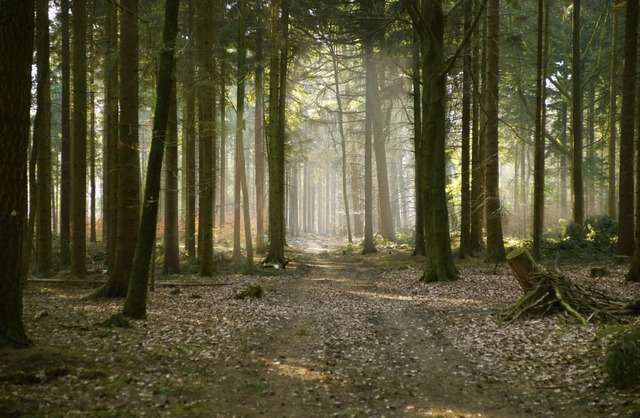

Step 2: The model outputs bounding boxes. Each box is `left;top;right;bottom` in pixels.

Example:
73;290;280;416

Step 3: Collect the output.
1;0;640;416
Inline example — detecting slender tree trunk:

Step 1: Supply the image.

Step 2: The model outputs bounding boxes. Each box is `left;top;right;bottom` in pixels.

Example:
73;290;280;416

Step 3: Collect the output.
35;0;52;275
362;43;377;255
197;0;215;277
532;0;546;261
90;0;139;297
255;13;266;254
571;0;584;225
233;0;254;273
59;0;71;268
264;0;288;265
624;0;639;279
0;0;34;348
619;0;637;256
412;33;425;256
608;7;618;221
458;0;472;258
470;2;485;253
71;0;87;277
163;77;179;274
123;0;179;319
330;45;352;243
484;0;505;262
104;1;119;273
183;2;196;260
219;56;227;228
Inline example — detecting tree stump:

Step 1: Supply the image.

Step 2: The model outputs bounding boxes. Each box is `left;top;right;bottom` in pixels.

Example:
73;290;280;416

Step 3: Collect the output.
506;248;544;292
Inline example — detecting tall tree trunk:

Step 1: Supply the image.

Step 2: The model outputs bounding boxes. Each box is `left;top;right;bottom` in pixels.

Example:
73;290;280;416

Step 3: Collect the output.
71;0;87;277
219;55;227;228
122;0;179;319
330;45;352;243
90;0;139;297
362;44;377;255
571;0;584;225
264;0;288;265
619;0;637;256
197;0;215;277
484;0;505;262
532;0;546;261
255;25;266;254
35;0;52;275
163;77;179;274
412;34;425;256
607;7;619;221
183;0;197;260
104;1;119;273
405;0;458;281
59;0;71;268
624;0;639;279
458;0;472;258
0;0;35;348
234;0;254;273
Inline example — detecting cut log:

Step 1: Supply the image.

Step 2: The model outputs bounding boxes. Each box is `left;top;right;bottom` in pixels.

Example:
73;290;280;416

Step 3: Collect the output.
506;248;544;292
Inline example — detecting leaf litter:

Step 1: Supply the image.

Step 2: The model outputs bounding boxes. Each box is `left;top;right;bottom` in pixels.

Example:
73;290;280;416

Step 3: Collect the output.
2;240;640;417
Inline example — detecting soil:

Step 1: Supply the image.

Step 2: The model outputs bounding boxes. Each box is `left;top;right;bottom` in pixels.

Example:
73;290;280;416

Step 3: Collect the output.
2;237;640;417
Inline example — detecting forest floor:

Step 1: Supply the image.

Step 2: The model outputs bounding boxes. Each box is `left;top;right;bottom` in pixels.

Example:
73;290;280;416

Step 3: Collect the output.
2;236;640;417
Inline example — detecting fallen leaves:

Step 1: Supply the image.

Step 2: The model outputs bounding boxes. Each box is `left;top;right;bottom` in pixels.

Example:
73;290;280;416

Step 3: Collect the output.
2;245;640;417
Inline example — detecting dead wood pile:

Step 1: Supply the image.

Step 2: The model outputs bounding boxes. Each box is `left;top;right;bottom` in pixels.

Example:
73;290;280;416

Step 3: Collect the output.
502;248;640;324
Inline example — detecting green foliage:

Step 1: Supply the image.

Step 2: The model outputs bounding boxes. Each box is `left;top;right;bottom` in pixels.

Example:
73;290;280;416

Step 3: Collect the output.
542;215;618;261
605;326;640;390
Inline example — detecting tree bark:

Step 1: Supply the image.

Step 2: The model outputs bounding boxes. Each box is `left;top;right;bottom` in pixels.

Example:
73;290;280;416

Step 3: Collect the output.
624;0;640;280
484;0;505;262
197;0;215;277
619;0;637;256
71;0;87;277
571;0;584;225
0;0;34;348
163;77;180;274
59;0;71;268
123;0;179;319
35;0;52;275
264;0;288;265
458;0;472;259
90;0;139;297
255;13;266;254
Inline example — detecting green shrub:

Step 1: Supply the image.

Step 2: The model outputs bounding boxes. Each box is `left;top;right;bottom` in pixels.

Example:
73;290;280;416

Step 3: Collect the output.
605;327;640;390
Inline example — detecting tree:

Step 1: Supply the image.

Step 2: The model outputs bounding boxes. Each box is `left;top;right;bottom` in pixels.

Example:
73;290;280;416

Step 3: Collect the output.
624;0;639;280
571;0;584;226
0;0;35;348
484;0;505;262
59;0;71;268
35;0;52;275
607;5;620;221
123;0;179;319
103;1;119;272
411;34;425;256
360;0;378;255
619;0;637;257
233;0;254;273
90;0;140;297
196;0;215;276
163;77;180;274
71;0;87;277
532;0;546;261
254;12;267;254
458;0;472;259
404;0;461;281
264;0;289;266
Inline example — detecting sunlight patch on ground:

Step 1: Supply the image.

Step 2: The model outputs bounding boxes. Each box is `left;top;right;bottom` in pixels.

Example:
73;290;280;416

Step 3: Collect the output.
412;405;484;417
261;357;329;382
345;289;482;306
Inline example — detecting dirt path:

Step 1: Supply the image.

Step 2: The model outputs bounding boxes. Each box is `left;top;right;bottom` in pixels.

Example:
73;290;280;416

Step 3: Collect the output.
194;241;588;417
5;238;635;417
